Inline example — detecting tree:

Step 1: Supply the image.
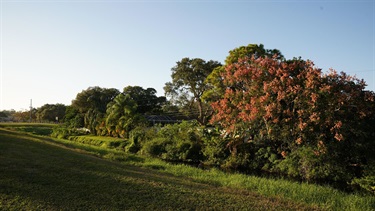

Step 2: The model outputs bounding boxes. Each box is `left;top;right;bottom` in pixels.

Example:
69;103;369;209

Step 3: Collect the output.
71;86;120;134
203;44;283;103
0;110;13;122
210;55;375;182
10;109;36;122
105;93;145;138
63;106;84;128
164;58;222;124
72;86;120;114
36;103;66;123
122;86;166;114
202;44;284;161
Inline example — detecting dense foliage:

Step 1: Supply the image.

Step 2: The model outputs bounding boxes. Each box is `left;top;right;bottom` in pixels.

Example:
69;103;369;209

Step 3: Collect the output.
164;58;222;124
209;53;375;191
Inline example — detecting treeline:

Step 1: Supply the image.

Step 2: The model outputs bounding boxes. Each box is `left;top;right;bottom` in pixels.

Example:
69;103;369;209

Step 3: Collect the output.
1;44;374;194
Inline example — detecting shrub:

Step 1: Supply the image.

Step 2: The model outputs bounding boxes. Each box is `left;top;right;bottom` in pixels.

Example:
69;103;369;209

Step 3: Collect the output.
140;121;204;163
276;146;346;182
351;162;375;195
51;127;73;139
141;137;172;157
125;126;157;153
201;128;230;166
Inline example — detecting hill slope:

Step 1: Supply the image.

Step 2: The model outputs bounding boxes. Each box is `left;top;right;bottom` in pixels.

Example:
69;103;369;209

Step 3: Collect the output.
0;129;318;210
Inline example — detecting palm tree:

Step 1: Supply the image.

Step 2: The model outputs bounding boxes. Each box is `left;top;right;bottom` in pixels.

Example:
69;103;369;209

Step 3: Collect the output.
106;94;144;138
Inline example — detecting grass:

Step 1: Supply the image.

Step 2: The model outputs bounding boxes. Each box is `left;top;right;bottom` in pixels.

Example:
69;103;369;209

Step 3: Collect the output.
0;123;374;210
0;122;56;136
68;135;127;149
160;165;375;210
0;128;318;210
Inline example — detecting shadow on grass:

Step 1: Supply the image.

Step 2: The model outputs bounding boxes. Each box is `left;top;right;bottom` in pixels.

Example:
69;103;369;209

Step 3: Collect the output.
0;128;319;210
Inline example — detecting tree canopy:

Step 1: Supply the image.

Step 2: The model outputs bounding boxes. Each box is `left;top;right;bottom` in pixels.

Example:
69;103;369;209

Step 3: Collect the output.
72;86;120;114
164;57;222;124
122;86;166;114
203;44;283;103
35;104;66;123
71;87;120;134
106;93;144;138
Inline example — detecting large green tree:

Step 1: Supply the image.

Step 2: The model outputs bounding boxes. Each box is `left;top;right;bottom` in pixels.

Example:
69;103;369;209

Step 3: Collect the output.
35;104;66;123
105;93;145;138
123;86;166;114
71;86;120;134
164;58;222;124
72;86;120;114
63;106;84;128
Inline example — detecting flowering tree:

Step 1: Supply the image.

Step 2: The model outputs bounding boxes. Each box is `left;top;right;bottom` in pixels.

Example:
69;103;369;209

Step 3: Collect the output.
203;44;283;103
210;55;375;181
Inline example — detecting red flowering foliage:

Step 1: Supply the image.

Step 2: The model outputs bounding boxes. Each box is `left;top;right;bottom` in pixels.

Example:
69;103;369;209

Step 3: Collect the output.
210;56;375;154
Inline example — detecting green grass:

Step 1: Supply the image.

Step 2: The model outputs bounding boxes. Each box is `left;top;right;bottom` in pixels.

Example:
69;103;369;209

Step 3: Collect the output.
0;122;56;136
0;124;374;210
159;164;375;210
0;128;318;210
68;135;127;149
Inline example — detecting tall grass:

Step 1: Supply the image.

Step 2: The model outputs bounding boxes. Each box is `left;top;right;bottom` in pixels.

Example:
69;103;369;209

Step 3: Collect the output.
101;151;374;210
151;161;374;210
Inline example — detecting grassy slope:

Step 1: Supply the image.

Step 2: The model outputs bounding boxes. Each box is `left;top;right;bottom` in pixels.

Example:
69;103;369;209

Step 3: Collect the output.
0;129;319;210
0;123;56;136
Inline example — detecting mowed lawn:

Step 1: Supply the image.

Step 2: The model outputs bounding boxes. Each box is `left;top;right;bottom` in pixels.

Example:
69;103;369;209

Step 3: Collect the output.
0;129;320;210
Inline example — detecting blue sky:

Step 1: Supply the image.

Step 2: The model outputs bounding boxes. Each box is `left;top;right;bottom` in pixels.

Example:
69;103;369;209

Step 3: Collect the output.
1;0;374;111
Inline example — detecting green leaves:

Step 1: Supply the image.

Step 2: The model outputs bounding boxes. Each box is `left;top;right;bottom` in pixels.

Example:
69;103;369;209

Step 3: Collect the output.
164;58;222;124
105;94;141;138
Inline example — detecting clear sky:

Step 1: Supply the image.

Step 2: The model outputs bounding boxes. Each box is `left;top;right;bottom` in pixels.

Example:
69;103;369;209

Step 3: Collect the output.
1;0;374;111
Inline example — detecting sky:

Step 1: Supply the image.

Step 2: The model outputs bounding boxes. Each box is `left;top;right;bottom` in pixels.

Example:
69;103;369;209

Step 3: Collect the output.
0;0;374;111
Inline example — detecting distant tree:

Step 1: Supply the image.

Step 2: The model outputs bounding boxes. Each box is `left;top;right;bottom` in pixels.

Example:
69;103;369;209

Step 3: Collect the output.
72;86;120;114
71;86;120;134
122;86;166;114
106;93;145;138
11;109;37;122
36;104;66;123
0;111;7;118
63;106;84;128
164;58;221;124
0;110;12;121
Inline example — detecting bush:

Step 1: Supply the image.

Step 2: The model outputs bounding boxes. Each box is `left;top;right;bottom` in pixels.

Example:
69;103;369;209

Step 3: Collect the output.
68;135;126;149
201;128;230;166
140;121;204;163
125;126;157;153
141;137;172;157
276;146;346;182
51;126;76;139
252;145;280;172
351;162;375;195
